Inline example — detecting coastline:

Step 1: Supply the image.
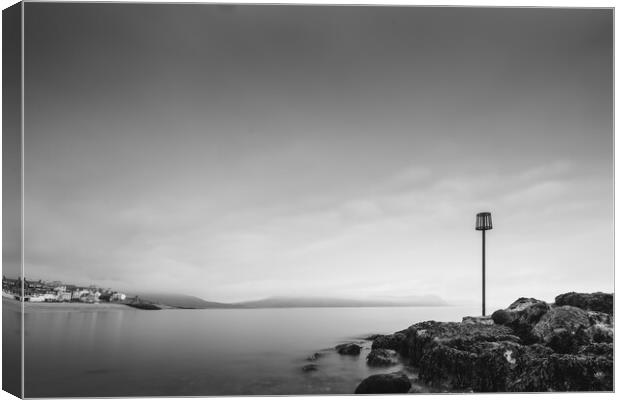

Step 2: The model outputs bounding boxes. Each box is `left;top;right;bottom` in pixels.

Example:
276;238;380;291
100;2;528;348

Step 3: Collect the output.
352;291;614;393
2;295;463;312
3;297;132;312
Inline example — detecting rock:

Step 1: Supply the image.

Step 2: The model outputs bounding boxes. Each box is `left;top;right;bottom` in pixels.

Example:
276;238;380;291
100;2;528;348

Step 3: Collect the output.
301;364;318;372
362;293;614;392
555;292;613;315
408;381;431;393
478;343;554;392
531;306;594;353
306;352;322;361
125;302;162;310
507;352;613;391
366;348;399;366
418;338;589;392
399;321;519;364
462;316;494;325
418;340;527;391
371;332;407;352
335;343;361;356
586;310;613;325
354;372;412;394
584;321;614;344
491;298;550;343
578;342;613;356
490;309;512;325
364;334;383;341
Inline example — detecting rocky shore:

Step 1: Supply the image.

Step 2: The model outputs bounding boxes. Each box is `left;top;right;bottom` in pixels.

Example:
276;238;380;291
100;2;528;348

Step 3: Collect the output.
328;292;613;393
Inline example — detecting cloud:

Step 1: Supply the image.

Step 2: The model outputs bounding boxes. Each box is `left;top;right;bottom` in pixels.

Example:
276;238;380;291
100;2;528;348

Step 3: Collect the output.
24;156;611;304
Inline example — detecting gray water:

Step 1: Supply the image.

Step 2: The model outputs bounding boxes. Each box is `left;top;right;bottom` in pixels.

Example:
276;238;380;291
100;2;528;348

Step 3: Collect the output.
22;305;478;397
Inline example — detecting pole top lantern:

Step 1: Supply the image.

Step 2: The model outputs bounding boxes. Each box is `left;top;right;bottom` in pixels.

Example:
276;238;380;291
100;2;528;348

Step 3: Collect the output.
475;212;493;231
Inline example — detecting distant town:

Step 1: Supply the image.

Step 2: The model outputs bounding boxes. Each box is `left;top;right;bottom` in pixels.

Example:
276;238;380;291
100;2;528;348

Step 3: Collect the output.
2;276;132;304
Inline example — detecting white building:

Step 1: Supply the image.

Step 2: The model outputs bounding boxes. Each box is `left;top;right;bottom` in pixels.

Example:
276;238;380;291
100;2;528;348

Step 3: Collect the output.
57;291;72;302
111;292;126;301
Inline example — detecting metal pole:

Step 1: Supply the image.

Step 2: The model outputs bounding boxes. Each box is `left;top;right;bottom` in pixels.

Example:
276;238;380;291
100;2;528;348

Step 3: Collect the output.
482;229;486;316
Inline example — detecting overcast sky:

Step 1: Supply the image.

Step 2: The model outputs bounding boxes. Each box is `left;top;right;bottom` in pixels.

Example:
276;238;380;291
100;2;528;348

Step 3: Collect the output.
23;5;612;307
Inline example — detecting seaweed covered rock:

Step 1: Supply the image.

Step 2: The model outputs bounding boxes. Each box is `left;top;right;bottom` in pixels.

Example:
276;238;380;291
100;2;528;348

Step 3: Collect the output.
507;351;613;391
371;332;407;352
417;339;547;392
335;343;361;356
400;321;519;365
491;298;550;343
531;305;609;353
462;316;493;325
366;348;399;366
416;333;613;393
578;342;613;357
584;320;614;345
356;292;614;393
555;292;613;315
586;310;613;325
583;312;614;344
354;372;411;394
476;343;555;391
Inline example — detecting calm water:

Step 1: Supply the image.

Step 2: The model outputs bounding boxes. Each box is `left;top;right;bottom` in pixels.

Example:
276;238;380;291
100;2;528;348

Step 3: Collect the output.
21;305;478;397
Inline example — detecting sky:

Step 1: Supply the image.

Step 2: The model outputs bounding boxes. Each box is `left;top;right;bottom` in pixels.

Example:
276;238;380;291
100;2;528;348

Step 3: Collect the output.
22;5;612;307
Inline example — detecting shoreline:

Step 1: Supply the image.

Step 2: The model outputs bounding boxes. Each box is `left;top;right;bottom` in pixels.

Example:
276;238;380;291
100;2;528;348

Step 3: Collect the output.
3;297;132;312
353;291;614;393
2;296;467;312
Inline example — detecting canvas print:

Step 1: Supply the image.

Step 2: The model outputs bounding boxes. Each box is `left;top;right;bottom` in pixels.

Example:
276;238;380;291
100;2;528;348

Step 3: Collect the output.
2;2;614;398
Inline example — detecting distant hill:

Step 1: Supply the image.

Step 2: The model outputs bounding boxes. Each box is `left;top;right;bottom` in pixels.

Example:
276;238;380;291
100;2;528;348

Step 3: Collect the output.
231;295;448;308
128;292;239;309
128;293;448;309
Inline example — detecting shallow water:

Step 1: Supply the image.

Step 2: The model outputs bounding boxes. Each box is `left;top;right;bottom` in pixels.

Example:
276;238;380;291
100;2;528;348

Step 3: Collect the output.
20;304;478;397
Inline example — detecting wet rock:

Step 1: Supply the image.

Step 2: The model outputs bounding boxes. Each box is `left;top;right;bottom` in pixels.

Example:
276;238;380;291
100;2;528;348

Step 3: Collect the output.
587;310;613;325
354;372;411;394
490;309;511;325
335;343;361;356
491;298;550;344
364;334;383;341
361;293;613;392
462;316;494;325
301;364;318;372
306;352;322;361
371;332;407;353
584;321;614;344
418;340;526;391
366;348;399;366
507;352;613;391
400;321;519;364
531;306;594;353
555;292;613;315
418;338;585;392
578;342;613;356
408;381;431;393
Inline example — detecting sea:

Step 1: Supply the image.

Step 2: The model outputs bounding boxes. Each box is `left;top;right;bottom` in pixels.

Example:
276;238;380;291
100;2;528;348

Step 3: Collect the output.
14;304;479;397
